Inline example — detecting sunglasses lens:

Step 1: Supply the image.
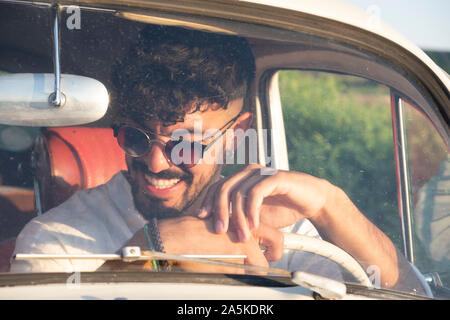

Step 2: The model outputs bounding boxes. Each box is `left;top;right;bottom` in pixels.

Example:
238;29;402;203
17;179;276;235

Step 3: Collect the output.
117;126;149;157
165;139;203;168
117;126;205;167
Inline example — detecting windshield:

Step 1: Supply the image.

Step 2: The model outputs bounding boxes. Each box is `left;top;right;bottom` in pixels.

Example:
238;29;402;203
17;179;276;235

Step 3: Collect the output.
0;1;448;300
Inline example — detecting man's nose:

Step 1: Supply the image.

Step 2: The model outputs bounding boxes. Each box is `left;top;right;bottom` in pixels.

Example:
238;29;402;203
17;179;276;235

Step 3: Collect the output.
141;141;172;173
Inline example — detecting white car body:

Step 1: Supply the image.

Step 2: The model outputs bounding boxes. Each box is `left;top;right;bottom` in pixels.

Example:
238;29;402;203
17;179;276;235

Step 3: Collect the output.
0;0;447;300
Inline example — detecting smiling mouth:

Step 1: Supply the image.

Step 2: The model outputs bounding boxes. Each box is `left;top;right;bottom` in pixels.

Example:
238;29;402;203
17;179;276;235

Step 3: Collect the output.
131;158;191;194
144;174;182;189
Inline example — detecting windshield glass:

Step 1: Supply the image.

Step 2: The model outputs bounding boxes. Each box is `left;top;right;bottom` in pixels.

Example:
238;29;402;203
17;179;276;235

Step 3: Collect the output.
0;1;447;299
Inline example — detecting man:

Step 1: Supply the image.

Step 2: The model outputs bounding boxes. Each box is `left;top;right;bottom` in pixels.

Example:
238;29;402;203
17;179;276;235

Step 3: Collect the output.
11;26;424;292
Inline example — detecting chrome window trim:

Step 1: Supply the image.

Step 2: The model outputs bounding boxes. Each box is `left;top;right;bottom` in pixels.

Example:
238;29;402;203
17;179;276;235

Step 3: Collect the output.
257;71;289;171
391;91;415;263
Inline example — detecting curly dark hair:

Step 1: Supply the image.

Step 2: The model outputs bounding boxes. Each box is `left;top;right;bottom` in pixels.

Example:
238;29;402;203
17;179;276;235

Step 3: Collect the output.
113;25;255;124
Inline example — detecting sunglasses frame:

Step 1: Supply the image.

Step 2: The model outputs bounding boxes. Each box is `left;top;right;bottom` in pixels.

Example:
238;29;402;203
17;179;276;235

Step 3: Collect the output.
112;112;242;168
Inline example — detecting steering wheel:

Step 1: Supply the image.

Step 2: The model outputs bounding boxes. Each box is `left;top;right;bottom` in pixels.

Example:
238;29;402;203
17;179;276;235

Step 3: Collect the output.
283;233;372;287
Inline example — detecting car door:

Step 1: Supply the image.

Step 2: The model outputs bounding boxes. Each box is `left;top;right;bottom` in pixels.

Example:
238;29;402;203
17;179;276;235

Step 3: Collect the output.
391;93;449;291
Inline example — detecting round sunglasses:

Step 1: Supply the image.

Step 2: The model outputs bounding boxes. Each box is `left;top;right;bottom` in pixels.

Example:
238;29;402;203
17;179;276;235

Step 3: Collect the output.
113;113;241;168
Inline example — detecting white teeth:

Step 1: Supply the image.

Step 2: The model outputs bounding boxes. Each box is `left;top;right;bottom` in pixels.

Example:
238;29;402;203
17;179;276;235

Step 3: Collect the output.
144;174;181;189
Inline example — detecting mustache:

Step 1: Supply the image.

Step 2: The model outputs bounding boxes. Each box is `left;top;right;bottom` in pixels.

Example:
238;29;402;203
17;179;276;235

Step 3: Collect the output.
131;159;193;181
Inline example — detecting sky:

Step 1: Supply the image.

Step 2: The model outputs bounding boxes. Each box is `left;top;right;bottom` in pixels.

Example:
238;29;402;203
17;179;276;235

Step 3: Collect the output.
345;0;450;51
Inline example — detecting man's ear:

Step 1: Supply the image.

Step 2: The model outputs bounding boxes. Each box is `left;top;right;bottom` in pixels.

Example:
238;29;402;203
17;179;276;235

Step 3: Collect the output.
224;112;254;164
235;112;253;131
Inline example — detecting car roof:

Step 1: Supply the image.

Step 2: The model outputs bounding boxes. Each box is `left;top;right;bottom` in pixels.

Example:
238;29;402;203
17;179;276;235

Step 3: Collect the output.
241;0;450;90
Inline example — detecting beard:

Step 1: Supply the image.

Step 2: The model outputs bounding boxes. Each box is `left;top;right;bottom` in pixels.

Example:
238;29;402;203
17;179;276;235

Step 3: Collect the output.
126;158;220;220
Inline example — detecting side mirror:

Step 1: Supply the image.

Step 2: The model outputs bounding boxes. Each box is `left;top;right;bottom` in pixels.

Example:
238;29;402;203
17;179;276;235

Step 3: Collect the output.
0;73;109;126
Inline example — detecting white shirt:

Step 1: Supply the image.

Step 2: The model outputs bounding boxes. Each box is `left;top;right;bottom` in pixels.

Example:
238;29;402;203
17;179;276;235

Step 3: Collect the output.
11;172;145;273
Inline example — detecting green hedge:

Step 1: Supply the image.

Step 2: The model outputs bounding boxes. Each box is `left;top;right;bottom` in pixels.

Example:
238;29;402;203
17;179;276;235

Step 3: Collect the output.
279;70;402;248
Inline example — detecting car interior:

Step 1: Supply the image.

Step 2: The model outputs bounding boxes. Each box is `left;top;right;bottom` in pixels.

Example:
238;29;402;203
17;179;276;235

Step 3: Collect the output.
0;1;448;297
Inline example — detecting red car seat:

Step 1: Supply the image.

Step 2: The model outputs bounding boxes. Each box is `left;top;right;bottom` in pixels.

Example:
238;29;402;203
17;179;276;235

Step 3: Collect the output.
33;127;127;214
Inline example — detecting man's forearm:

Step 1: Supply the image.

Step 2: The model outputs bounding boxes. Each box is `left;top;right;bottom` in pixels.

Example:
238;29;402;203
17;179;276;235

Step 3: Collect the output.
98;216;271;273
310;186;401;288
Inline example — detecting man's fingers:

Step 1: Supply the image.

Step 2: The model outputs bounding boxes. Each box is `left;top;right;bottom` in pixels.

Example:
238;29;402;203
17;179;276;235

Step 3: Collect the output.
207;166;261;234
231;189;251;242
197;181;219;219
246;175;279;232
254;224;284;262
230;173;265;240
199;164;283;241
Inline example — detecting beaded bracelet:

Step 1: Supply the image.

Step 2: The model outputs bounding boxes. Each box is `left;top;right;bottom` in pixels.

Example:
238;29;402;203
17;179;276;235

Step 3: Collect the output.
148;218;171;271
143;222;159;271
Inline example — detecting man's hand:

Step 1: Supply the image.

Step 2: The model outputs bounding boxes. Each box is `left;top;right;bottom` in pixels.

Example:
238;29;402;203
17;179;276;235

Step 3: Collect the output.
197;164;335;241
197;164;412;288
